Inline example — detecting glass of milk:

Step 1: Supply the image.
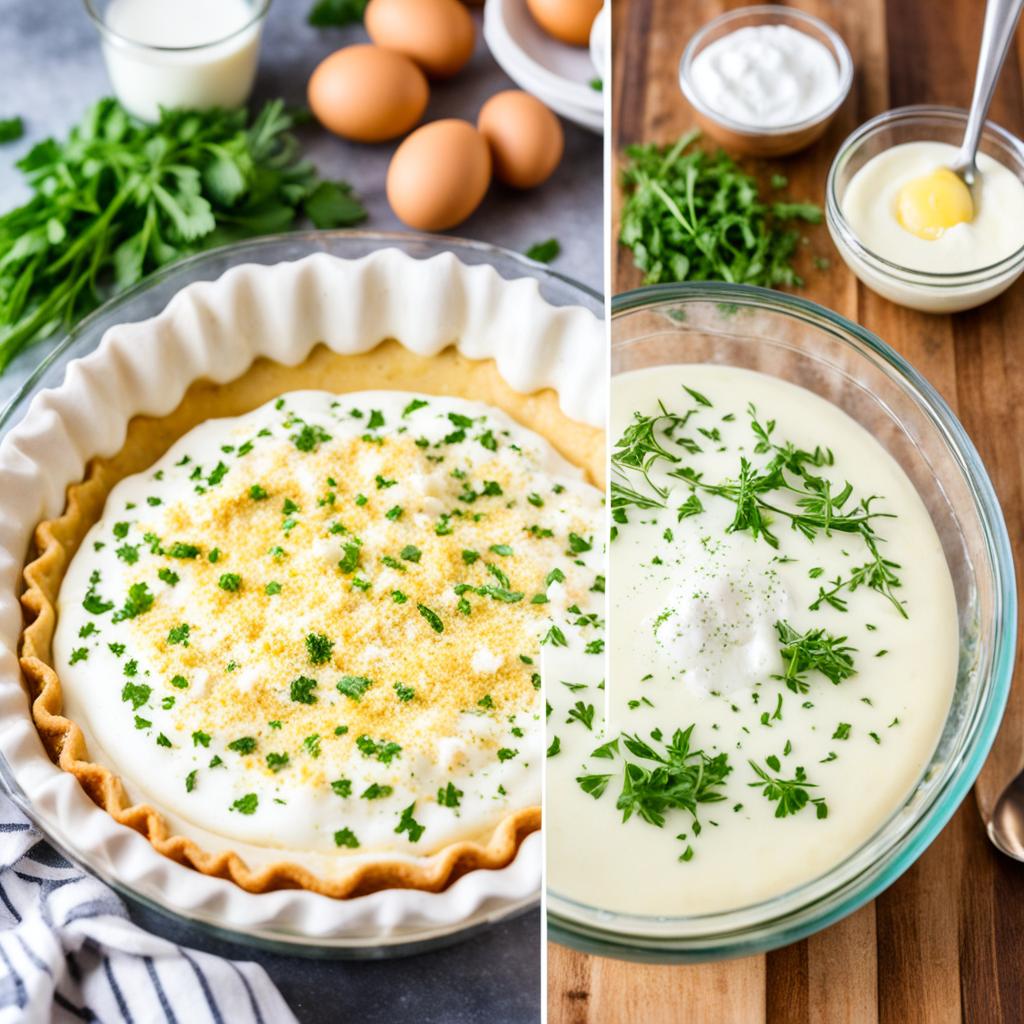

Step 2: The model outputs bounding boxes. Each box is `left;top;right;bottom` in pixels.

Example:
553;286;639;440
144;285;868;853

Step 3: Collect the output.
84;0;270;122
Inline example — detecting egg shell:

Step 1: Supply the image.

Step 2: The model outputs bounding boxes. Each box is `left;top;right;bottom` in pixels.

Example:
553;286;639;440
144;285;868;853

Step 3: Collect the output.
525;0;602;46
387;119;492;231
477;90;564;189
308;45;429;143
365;0;476;79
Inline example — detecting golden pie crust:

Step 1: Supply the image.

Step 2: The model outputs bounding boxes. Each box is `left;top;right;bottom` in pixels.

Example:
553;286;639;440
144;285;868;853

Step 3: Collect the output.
20;341;605;898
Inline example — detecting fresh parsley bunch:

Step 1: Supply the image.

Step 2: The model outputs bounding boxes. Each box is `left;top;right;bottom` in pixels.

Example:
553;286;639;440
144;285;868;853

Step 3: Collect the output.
0;98;366;371
619;130;822;287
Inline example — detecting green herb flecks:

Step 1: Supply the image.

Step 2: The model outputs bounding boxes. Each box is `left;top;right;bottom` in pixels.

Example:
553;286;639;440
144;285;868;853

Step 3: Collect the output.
748;759;828;819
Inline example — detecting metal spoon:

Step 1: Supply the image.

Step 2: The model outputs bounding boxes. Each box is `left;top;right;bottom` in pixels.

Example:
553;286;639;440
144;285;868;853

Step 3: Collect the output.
990;771;1024;860
949;0;1024;193
976;0;1024;862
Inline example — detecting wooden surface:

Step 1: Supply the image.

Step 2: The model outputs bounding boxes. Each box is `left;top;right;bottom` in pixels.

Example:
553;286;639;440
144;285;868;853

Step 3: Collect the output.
549;1;1024;1021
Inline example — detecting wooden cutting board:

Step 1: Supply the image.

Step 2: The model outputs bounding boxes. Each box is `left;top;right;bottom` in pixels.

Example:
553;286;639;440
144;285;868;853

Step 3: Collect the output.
548;1;1024;1020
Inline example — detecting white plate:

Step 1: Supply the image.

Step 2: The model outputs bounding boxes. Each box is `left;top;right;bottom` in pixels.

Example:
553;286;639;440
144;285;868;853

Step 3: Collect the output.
484;0;604;134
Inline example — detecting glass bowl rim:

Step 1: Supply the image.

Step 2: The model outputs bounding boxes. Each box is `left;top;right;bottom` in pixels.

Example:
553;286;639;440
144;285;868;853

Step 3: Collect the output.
548;280;1016;959
83;0;273;54
825;104;1024;283
678;4;854;138
0;228;599;954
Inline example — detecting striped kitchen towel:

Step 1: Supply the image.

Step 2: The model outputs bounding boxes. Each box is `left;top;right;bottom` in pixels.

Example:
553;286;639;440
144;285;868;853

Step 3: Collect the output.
0;792;297;1024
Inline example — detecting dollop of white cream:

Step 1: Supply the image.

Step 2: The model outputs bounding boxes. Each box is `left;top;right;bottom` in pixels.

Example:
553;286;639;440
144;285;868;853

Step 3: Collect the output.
690;24;840;127
651;564;790;697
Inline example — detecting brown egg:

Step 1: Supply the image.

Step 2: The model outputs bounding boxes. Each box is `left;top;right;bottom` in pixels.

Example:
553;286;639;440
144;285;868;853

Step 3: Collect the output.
477;91;564;189
525;0;602;46
365;0;476;79
307;45;429;143
386;120;492;231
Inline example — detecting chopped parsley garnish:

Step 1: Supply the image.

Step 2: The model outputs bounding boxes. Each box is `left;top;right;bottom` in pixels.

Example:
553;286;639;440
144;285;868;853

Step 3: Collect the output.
231;793;259;815
111;582;153;622
227;737;256;755
305;632;334;665
265;581;282;595
748;759;828;819
774;620;855;693
158;568;179;586
331;779;353;798
333;827;359;849
338;540;361;573
402;398;429;417
361;783;394;800
167;623;191;647
577;726;731;861
249;484;269;501
437;782;463;808
337;675;373;701
266;752;290;772
400;545;421;563
356;734;402;763
417;603;444;634
168;542;200;559
395;802;425;843
290;676;319;704
185;770;197;793
121;682;151;710
218;573;242;592
291;422;331;452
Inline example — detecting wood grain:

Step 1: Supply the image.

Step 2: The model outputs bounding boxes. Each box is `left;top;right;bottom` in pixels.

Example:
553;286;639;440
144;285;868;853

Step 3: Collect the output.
551;0;1024;1020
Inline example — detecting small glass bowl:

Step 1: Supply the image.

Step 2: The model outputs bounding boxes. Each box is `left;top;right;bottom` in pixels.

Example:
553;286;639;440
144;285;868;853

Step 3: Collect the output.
547;282;1015;962
679;5;852;157
826;106;1024;314
83;0;271;122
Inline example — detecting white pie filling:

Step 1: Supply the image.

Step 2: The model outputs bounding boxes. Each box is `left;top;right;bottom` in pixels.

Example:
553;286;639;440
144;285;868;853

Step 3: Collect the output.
54;390;604;865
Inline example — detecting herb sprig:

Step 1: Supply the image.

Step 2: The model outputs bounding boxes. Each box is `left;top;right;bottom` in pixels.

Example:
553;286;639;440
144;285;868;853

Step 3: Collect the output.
577;725;731;860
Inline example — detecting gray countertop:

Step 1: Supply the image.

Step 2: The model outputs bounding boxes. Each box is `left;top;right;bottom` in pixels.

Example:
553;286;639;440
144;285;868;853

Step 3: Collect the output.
0;0;604;1017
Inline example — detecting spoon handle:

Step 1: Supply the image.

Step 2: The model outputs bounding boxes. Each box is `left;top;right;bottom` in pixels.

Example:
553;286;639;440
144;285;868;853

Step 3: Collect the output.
959;0;1024;176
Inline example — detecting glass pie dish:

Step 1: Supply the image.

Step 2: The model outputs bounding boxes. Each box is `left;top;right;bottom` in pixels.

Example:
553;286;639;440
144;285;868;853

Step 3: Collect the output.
546;281;1015;962
0;230;603;956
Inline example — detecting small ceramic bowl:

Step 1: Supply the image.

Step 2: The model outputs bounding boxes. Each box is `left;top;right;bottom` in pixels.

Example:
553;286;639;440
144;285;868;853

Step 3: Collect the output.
679;5;852;157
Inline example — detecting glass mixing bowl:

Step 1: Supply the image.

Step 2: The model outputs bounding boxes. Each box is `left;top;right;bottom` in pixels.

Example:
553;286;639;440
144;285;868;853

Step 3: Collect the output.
547;282;1015;962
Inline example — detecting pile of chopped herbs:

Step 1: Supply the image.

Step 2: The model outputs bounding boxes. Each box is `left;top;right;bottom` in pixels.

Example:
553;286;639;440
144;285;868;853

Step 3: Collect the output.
0;98;366;371
618;129;822;288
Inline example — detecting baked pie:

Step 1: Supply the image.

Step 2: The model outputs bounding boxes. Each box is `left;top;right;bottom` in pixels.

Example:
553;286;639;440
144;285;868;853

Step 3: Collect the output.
21;342;605;897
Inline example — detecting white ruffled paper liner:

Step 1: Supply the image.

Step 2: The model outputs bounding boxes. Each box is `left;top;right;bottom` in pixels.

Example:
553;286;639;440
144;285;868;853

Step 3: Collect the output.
0;248;604;944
